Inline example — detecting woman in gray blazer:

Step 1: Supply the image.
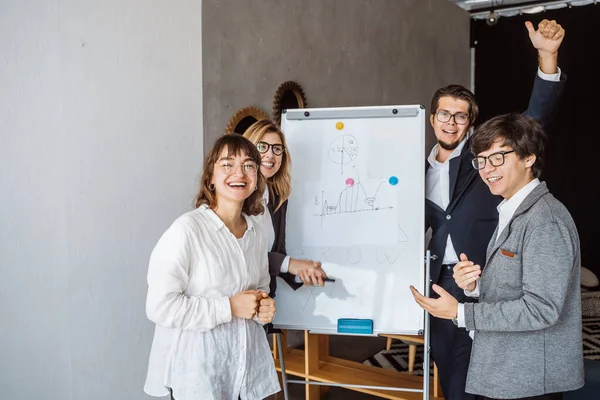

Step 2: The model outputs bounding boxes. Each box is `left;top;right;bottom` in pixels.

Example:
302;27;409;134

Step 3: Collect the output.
411;113;584;400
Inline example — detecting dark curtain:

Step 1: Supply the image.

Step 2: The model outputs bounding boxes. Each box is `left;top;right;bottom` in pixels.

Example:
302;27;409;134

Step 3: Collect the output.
472;5;599;276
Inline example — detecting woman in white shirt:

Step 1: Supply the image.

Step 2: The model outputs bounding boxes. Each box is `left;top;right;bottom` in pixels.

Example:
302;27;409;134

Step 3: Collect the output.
243;119;327;300
143;134;281;400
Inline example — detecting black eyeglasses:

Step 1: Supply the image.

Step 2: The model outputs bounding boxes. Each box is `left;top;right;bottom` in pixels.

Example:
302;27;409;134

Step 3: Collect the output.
436;111;469;125
472;150;515;170
256;141;285;156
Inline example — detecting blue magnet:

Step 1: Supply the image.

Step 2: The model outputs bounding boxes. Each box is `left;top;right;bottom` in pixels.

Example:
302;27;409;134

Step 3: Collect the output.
388;176;399;186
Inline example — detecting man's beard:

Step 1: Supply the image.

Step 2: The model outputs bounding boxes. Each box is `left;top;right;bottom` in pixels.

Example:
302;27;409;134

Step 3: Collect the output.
438;139;460;151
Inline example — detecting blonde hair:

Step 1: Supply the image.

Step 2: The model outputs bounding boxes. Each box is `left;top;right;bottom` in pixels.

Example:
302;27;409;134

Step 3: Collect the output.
193;134;266;216
243;119;291;211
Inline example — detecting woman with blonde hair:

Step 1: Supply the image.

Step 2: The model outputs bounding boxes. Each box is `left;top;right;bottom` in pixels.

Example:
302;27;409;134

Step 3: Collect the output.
243;119;326;298
144;133;280;400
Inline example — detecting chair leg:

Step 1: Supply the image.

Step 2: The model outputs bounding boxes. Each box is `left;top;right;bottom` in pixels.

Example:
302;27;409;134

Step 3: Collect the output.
408;344;417;373
386;337;392;351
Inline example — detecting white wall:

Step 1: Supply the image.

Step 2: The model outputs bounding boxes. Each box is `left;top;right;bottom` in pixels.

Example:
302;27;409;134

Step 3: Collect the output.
0;1;203;399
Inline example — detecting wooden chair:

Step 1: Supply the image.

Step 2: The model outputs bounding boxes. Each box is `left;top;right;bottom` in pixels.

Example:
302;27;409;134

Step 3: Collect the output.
379;334;441;398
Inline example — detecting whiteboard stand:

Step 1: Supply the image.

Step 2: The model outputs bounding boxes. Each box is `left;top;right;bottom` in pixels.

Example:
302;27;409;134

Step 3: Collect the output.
275;251;434;400
275;333;290;400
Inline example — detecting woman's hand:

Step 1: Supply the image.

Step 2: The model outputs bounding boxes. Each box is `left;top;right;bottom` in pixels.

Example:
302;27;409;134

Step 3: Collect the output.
288;259;327;286
257;292;276;323
229;290;262;319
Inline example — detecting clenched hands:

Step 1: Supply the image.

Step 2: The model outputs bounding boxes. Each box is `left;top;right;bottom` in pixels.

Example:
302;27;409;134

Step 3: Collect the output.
230;290;262;319
229;290;276;323
256;292;276;323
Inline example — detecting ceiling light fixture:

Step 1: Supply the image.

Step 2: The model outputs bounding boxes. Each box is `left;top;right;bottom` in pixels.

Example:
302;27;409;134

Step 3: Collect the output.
486;0;499;25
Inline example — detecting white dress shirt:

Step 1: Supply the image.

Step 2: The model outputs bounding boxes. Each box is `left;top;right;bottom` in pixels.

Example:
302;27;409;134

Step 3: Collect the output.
261;188;276;251
496;179;541;241
426;133;470;265
144;205;280;400
457;179;541;334
426;67;561;266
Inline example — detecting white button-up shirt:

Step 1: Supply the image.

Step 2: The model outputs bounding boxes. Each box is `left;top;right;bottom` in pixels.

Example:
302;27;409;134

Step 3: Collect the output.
261;188;276;251
496;179;540;241
426;135;470;264
144;205;280;400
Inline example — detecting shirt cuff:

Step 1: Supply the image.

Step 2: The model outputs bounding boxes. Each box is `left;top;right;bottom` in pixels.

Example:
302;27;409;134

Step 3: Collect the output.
457;303;466;328
216;296;233;326
537;66;561;82
464;280;480;298
280;256;291;273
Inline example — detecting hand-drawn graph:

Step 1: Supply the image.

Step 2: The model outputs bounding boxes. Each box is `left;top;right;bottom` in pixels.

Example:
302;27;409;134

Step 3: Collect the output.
314;179;393;225
303;176;399;246
328;135;358;173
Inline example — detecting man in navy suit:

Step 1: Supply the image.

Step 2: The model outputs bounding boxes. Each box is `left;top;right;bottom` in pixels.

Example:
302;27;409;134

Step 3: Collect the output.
423;19;566;400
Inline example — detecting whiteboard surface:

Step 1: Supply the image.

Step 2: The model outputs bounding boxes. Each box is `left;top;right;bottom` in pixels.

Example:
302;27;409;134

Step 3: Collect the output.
273;105;426;335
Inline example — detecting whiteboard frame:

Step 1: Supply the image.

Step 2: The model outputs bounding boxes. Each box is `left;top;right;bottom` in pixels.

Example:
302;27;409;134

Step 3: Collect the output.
276;104;427;335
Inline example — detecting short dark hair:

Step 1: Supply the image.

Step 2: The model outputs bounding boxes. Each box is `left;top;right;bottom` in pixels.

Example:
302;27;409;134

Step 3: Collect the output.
194;134;266;215
471;113;547;178
430;84;479;128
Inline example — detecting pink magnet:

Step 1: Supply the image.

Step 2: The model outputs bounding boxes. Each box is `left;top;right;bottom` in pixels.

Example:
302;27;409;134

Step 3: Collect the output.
345;178;355;187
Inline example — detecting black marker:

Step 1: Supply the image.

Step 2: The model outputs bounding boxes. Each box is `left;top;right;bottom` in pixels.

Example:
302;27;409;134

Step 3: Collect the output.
323;277;336;282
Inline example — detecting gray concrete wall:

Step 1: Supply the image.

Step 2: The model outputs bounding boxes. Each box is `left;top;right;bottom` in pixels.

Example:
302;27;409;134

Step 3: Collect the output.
203;0;470;153
0;1;203;398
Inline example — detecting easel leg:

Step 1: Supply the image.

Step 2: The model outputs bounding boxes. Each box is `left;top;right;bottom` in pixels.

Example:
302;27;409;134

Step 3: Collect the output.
276;333;289;400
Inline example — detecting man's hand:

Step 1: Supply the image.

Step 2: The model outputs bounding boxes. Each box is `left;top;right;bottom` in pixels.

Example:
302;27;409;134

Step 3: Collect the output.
526;19;565;54
410;284;459;320
256;292;276;323
526;19;564;74
288;258;327;286
453;253;481;292
229;290;262;319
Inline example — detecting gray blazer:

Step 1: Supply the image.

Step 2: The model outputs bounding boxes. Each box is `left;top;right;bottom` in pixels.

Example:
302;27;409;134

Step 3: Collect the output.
463;182;584;398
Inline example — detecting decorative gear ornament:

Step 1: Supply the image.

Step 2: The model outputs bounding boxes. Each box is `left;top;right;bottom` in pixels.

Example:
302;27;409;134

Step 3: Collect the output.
272;81;307;126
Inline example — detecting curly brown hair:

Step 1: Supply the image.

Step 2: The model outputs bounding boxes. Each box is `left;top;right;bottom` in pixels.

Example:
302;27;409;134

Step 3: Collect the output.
193;134;266;216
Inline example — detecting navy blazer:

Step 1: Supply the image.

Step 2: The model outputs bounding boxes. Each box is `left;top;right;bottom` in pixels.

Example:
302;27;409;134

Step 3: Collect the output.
267;191;302;298
426;73;567;284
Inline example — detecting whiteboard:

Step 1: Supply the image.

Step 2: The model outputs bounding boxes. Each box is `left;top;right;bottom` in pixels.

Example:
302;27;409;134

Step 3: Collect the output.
273;105;426;335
